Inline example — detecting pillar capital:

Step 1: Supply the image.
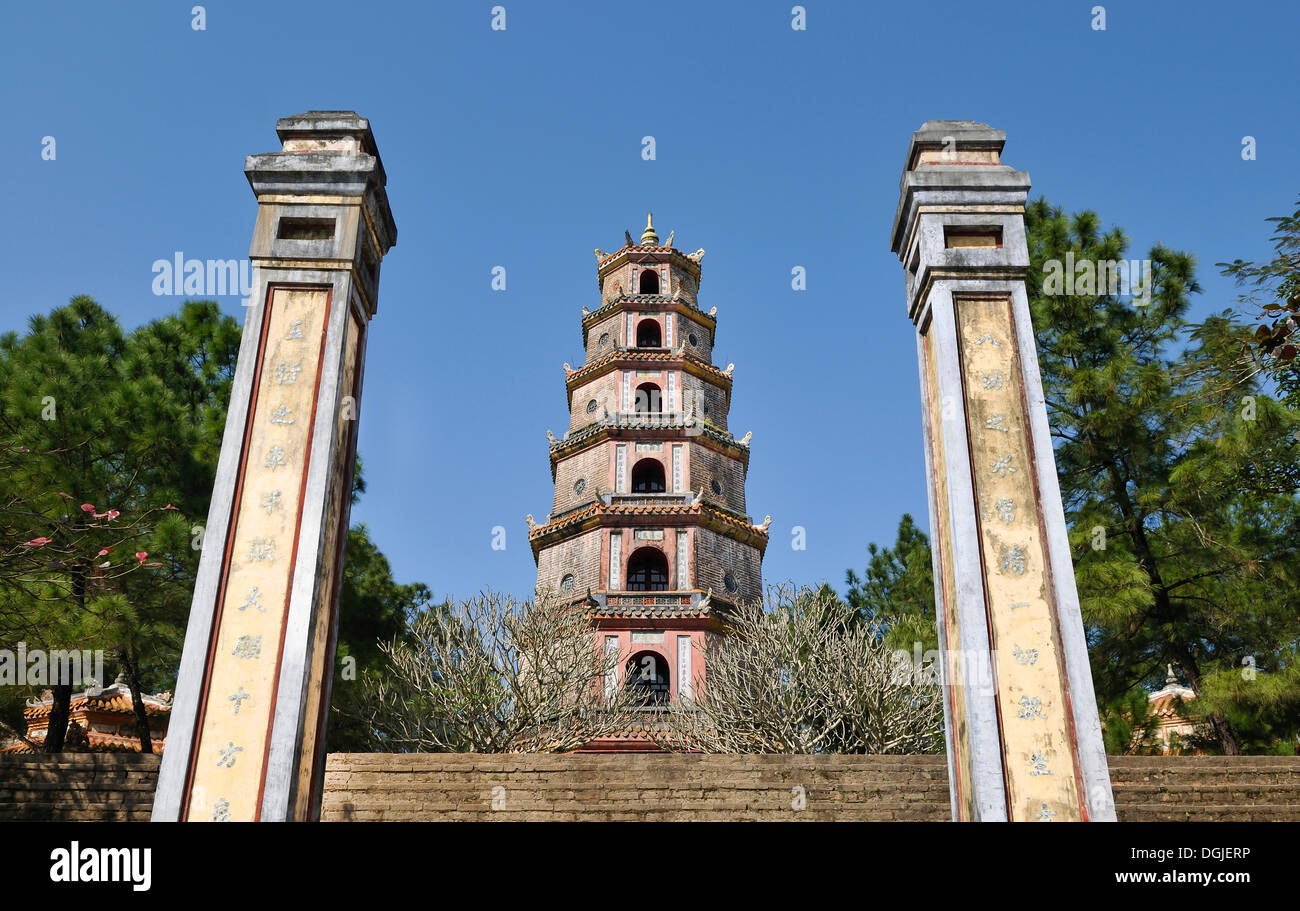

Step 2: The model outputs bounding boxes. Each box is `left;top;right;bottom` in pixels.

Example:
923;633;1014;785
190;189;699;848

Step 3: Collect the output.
891;121;1031;325
241;111;395;317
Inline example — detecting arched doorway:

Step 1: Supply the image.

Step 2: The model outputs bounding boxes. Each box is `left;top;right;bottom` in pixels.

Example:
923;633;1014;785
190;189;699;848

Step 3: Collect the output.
636;319;661;348
626;546;669;591
634;382;662;414
639;269;660;294
626;651;670;706
631;458;666;493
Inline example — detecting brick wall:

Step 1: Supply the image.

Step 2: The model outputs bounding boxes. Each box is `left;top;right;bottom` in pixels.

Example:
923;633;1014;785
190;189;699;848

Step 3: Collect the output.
682;373;729;430
322;753;951;821
689;444;747;513
3;753;1298;822
694;527;763;605
535;527;603;596
0;754;161;822
551;443;607;513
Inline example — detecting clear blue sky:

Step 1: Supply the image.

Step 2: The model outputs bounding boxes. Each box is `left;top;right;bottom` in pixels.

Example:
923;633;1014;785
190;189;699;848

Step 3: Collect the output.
2;1;1295;602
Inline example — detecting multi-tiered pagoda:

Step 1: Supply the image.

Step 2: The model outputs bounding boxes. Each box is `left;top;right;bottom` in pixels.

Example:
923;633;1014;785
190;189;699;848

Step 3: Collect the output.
527;215;768;744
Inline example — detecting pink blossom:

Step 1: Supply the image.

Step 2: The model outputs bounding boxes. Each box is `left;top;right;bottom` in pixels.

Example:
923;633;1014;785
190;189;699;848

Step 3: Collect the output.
106;509;120;520
162;504;178;511
134;551;148;564
81;503;95;513
24;537;52;546
96;548;110;557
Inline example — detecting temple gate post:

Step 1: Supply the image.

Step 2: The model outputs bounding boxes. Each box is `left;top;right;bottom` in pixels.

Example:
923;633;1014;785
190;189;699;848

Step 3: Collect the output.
153;112;396;821
890;121;1115;821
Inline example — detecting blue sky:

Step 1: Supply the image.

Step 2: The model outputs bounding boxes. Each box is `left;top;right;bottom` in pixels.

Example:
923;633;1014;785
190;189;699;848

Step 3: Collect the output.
2;1;1295;602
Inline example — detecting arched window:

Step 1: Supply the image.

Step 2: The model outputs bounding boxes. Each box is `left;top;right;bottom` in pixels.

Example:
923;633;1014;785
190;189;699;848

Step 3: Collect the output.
636;319;661;348
631;458;666;493
626;547;669;591
626;651;670;706
639;269;660;294
634;382;662;413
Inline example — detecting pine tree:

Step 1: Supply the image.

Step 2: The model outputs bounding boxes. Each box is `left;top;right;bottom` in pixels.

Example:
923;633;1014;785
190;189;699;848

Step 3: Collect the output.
1025;198;1300;754
845;514;938;653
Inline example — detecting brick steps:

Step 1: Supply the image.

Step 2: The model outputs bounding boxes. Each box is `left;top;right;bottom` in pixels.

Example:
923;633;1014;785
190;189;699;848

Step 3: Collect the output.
4;753;1299;821
1111;782;1300;802
1118;804;1300;822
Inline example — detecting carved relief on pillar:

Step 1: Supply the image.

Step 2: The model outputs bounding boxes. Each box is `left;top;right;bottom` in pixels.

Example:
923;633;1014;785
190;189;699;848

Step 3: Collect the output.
185;286;331;822
955;294;1085;822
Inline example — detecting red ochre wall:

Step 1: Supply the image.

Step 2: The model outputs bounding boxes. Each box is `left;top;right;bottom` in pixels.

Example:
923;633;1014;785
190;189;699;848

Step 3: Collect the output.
1;753;1298;822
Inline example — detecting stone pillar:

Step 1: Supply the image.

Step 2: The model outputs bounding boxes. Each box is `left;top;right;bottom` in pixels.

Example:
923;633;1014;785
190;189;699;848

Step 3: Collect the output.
889;121;1115;822
153;112;396;822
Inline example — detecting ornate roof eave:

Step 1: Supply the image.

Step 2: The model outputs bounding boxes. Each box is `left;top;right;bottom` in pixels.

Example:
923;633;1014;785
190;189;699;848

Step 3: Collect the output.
581;294;716;333
548;419;750;469
528;500;770;558
565;350;732;393
595;244;704;282
23;686;173;719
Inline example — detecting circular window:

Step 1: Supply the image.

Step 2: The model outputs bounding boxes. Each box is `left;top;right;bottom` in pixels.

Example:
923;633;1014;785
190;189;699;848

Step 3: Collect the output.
711;479;722;495
586;399;598;414
688;333;698;346
560;574;576;593
573;478;586;495
724;573;738;594
599;332;609;346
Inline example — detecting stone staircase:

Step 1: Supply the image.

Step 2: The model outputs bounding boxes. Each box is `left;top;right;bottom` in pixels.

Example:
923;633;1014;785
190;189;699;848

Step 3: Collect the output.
2;752;1298;821
1107;755;1300;822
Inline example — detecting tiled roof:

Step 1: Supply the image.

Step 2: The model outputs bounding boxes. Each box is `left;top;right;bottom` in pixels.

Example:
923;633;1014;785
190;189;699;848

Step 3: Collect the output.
591;603;714;620
548;418;748;463
581;294;715;331
24;684;172;720
596;244;701;273
0;724;166;754
530;499;768;543
565;349;732;390
1149;691;1194;719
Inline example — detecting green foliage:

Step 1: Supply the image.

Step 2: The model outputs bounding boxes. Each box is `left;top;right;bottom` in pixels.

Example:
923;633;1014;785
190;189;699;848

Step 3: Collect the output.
0;296;425;753
327;524;432;751
1218;196;1300;407
844;199;1300;756
845;514;937;653
0;297;238;748
1025;197;1300;754
1098;690;1162;755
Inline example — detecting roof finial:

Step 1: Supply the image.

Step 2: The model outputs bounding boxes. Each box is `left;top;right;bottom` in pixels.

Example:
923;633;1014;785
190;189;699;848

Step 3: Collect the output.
640;212;659;246
1165;663;1178;685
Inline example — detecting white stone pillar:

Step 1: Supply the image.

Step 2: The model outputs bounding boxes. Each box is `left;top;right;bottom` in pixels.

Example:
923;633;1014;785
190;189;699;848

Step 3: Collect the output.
153;112;396;822
890;121;1115;822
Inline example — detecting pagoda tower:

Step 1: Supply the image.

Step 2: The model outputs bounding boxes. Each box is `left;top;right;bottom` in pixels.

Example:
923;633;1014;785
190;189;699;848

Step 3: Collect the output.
528;215;768;745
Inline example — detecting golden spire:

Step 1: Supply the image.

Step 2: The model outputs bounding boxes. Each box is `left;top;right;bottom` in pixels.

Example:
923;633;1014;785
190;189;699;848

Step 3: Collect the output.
640;212;659;246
